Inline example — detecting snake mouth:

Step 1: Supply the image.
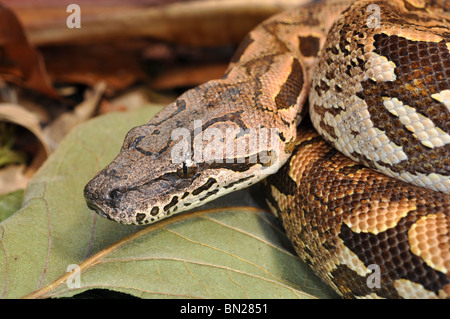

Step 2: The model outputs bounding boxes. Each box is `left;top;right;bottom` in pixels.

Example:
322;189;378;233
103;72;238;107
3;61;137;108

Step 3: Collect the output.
84;186;116;221
85;198;109;219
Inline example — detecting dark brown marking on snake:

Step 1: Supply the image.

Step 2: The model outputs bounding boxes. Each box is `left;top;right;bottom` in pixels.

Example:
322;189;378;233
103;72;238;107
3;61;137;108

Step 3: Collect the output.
192;177;217;196
387;0;449;24
311;103;338;140
249;77;266;111
299;35;321;57
147;99;187;128
249;78;291;125
266;171;297;197
181;191;190;199
150;206;159;216
136;213;146;223
190;110;247;159
371;34;449;131
200;150;273;173
330;46;339;56
345;64;353;77
355;57;365;69
163;196;179;212
339;215;450;295
261;20;290;55
330;264;399;299
135;135;173;157
230;33;254;64
338;163;366;176
355;34;450;176
224;174;254;189
313;79;330;95
338;26;351;55
275;58;304;109
264;187;282;217
203;83;243;108
243;55;275;77
128;136;145;150
200;189;219;201
197;111;247;133
205;160;254;172
265;145;306;196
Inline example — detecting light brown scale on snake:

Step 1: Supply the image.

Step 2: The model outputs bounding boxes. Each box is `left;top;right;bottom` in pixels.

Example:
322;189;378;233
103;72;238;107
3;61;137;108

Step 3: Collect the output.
84;0;450;298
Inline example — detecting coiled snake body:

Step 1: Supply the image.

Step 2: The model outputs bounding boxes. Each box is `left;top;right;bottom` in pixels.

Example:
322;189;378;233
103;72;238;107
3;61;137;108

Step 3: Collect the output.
84;0;450;298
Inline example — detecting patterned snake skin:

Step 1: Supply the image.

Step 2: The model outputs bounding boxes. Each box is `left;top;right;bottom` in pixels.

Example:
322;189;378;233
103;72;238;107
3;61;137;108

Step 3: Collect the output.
84;0;450;298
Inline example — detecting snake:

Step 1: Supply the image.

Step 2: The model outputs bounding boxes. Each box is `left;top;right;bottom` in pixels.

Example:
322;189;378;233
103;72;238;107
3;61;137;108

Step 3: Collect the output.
83;0;450;298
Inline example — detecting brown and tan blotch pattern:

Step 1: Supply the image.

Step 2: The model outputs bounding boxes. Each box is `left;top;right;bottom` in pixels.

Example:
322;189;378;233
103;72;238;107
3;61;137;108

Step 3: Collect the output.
265;124;450;298
84;0;450;298
310;0;450;192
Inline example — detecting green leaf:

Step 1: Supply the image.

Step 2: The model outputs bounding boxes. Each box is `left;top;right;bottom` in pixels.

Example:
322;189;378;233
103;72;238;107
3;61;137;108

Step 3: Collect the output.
0;106;338;299
0;123;27;167
0;190;24;222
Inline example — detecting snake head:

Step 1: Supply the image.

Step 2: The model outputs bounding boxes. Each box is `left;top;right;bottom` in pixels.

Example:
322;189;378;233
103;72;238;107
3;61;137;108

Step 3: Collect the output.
84;84;286;225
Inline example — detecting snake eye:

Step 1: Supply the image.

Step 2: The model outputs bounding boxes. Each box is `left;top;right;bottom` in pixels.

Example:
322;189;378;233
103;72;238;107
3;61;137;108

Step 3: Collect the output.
107;187;126;207
176;162;197;179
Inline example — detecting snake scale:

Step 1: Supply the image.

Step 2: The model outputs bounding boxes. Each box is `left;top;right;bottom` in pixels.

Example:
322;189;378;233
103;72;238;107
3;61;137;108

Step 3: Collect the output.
83;0;450;298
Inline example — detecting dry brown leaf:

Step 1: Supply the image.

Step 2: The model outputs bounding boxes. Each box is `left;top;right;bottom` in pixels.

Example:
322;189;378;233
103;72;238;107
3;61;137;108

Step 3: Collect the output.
42;82;106;150
10;0;307;47
0;164;28;194
0;103;50;192
150;62;228;90
0;103;50;156
0;3;59;98
41;42;148;93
